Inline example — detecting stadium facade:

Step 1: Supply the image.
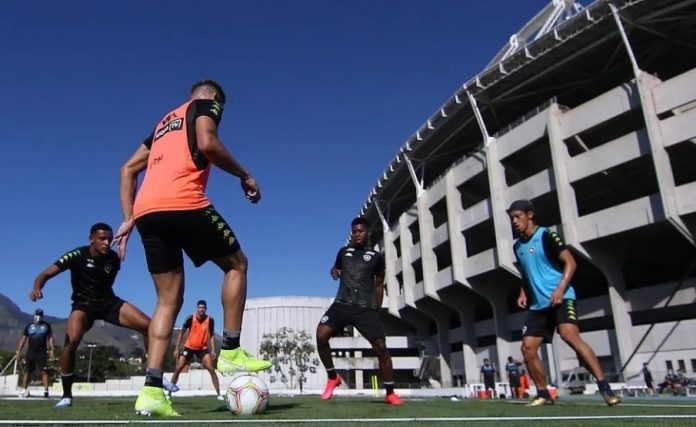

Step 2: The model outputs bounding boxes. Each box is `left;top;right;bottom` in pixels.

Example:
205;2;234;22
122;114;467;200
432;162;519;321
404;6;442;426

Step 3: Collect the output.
238;0;696;393
346;0;696;388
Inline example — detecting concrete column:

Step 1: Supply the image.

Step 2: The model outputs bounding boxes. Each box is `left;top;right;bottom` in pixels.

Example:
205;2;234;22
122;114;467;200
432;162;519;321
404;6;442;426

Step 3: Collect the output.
398;212;418;309
381;225;403;317
588;250;634;378
636;73;693;243
415;300;454;387
484;137;518;275
547;103;588;256
355;351;364;390
416;195;441;300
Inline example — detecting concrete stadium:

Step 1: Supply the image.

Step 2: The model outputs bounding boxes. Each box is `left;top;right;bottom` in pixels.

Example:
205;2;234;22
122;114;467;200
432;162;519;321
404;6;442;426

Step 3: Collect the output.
241;0;696;395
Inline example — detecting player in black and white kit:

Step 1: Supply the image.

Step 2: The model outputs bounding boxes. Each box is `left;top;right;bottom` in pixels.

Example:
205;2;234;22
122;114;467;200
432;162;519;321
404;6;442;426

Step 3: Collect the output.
16;308;54;398
30;223;151;409
316;217;403;405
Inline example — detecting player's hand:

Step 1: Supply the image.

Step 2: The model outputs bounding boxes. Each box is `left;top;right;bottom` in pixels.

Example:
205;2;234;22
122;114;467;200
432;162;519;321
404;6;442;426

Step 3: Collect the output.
49;350;55;361
517;294;527;309
173;349;179;359
210;351;216;360
330;267;341;280
241;176;261;204
550;288;564;307
30;288;43;301
114;220;134;261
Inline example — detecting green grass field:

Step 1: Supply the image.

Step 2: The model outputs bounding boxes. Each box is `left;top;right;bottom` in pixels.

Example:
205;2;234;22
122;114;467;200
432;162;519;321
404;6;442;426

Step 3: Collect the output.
1;395;696;426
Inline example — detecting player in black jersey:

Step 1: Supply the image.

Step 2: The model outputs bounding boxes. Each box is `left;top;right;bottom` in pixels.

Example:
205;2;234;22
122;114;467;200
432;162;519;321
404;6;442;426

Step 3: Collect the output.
30;223;151;409
316;217;403;405
16;308;54;398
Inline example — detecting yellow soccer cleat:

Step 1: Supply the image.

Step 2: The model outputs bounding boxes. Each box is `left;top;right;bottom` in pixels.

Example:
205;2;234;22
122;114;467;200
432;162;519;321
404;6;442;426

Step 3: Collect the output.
601;391;621;406
135;386;180;417
217;348;272;374
526;396;553;407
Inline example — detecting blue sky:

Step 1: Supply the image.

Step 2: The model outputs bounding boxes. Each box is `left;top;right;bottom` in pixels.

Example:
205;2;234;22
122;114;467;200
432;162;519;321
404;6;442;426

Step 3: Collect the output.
0;0;551;326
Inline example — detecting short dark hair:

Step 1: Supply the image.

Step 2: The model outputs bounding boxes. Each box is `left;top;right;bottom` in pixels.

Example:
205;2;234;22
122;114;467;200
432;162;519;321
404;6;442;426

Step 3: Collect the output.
197;300;207;307
351;217;369;228
90;223;112;235
508;356;513;362
191;79;226;105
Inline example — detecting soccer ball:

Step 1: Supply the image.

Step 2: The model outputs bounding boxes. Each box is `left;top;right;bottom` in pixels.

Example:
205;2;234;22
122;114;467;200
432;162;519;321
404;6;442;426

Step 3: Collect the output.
225;374;270;415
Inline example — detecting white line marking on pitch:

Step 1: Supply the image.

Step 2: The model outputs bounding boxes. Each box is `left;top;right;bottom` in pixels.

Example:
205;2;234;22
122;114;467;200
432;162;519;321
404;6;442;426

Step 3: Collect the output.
2;415;696;424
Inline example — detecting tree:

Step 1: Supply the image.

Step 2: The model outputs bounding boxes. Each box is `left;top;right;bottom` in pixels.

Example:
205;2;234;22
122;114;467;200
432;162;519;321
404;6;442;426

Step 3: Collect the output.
259;327;319;391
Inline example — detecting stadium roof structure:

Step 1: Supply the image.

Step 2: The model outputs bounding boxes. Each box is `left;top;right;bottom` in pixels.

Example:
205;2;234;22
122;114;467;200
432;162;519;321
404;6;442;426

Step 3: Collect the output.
358;0;696;242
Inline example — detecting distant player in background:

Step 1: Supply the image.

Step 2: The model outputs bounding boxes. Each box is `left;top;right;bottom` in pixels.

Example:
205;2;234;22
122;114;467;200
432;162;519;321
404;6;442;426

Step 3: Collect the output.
15;308;54;398
505;356;521;399
169;300;223;400
480;359;498;397
30;223;151;409
508;199;620;407
316;217;403;405
642;363;656;395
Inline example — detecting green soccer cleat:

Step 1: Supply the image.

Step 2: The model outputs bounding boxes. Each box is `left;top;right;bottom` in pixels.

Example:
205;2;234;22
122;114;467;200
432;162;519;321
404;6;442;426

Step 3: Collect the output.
134;386;180;417
217;348;272;374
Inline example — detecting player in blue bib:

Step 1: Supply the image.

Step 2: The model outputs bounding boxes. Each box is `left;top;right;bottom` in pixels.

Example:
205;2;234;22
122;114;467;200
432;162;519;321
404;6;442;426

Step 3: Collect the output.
508;200;619;407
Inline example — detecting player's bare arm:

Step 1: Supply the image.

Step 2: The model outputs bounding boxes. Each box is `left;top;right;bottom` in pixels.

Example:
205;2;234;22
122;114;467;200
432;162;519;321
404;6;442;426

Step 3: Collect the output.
117;144;150;260
195;116;260;203
513;263;527;308
330;266;341;280
30;264;62;301
375;273;385;311
173;328;187;358
550;249;576;307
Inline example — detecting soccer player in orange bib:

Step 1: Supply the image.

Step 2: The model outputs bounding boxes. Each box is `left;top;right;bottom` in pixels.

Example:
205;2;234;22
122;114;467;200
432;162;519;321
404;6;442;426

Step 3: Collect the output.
170;300;223;400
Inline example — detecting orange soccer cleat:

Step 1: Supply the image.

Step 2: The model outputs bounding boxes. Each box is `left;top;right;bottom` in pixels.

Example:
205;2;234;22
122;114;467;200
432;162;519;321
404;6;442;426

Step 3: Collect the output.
321;376;342;400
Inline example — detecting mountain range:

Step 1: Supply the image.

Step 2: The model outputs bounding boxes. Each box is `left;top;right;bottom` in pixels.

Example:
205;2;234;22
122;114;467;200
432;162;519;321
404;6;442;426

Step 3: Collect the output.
0;293;145;355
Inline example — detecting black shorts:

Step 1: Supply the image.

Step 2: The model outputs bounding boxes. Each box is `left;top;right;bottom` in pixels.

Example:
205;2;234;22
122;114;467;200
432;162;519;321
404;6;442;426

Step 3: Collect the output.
135;206;241;274
319;302;385;342
25;352;48;373
179;347;208;361
72;298;125;327
509;375;521;388
484;378;495;390
522;299;579;343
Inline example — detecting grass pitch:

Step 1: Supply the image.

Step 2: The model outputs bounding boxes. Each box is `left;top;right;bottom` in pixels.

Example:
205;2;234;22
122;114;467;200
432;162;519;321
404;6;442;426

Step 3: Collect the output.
1;395;696;426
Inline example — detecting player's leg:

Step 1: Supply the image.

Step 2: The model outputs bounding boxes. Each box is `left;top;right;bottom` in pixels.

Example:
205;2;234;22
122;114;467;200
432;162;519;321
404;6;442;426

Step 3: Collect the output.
147;269;184;384
41;369;49;397
55;309;89;408
115;301;150;351
133;213;187;416
316;304;348;400
353;308;402;405
170;351;189;385
37;351;49;397
557;321;620;406
19;365;31;397
200;352;222;399
181;206;269;374
521;335;549;405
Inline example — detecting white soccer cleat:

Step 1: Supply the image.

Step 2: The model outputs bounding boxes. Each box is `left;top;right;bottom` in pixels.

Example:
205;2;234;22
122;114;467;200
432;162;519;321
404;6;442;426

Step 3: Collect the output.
54;397;73;409
18;388;29;398
217;394;225;401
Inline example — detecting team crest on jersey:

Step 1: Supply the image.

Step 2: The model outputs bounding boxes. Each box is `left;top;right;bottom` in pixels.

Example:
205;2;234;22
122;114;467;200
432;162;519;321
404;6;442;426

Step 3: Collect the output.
104;264;112;274
528;247;535;254
320;315;329;323
363;254;372;262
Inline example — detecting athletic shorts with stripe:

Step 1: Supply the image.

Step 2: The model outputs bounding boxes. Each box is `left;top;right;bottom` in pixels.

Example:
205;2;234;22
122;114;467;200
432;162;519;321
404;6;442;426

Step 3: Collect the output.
319;302;386;342
135;205;241;274
522;298;579;343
